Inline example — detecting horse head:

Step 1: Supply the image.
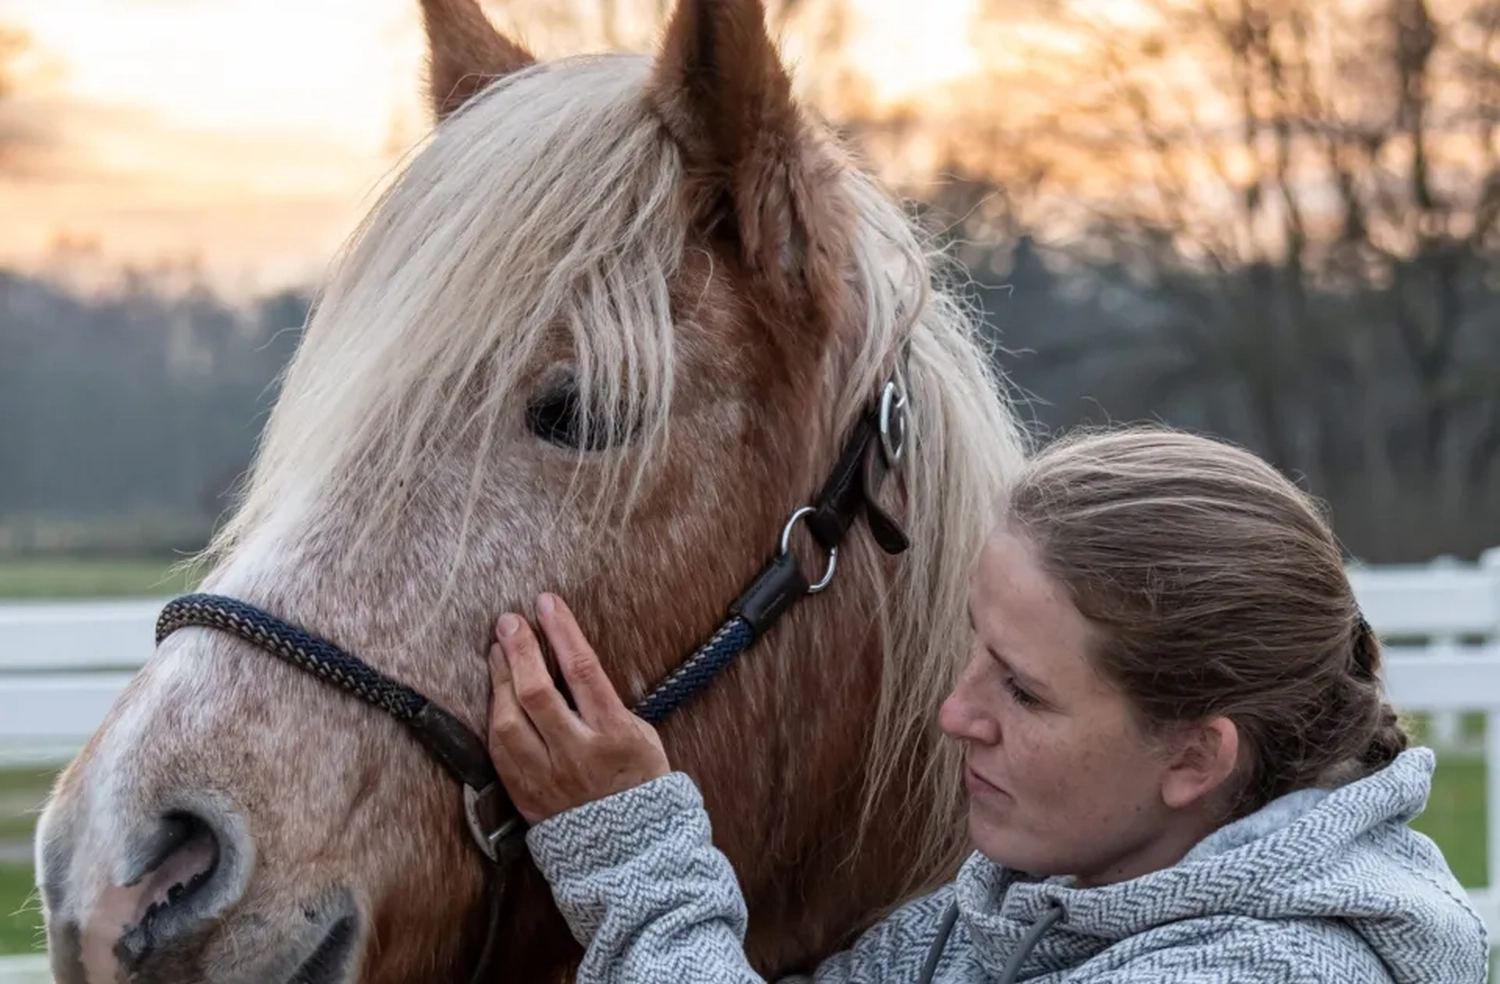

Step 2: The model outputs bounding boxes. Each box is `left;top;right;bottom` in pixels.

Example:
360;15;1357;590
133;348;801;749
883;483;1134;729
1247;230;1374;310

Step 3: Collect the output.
36;1;1024;980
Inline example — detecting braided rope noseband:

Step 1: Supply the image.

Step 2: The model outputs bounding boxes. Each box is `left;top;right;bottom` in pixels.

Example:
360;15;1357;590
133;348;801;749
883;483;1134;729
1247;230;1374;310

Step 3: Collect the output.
153;361;912;982
157;595;426;720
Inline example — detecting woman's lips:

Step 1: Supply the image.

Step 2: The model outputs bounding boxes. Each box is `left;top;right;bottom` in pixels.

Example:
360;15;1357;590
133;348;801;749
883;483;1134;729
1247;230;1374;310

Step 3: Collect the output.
965;764;1006;798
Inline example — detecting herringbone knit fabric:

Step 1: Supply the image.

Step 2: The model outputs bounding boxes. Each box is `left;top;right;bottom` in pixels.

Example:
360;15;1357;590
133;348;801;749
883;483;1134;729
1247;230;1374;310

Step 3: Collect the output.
525;748;1488;982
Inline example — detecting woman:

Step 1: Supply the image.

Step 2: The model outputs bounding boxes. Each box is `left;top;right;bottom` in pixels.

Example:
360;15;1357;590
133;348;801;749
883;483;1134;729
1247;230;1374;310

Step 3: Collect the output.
483;425;1489;983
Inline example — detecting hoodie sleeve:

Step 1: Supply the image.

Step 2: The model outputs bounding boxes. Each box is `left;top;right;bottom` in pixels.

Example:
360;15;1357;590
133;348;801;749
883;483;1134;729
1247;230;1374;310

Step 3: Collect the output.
523;771;956;984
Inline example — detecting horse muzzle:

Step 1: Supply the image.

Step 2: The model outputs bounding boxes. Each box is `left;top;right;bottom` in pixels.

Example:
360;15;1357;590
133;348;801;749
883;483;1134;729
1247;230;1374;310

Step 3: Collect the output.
38;794;360;984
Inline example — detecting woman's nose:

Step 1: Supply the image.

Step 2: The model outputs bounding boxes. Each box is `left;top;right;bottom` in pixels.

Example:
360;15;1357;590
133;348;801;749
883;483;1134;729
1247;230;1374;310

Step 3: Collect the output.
938;657;1001;745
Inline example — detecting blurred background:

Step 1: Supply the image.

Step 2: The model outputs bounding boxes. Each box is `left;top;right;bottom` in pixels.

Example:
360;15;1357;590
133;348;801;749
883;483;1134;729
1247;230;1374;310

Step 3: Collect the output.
0;0;1496;969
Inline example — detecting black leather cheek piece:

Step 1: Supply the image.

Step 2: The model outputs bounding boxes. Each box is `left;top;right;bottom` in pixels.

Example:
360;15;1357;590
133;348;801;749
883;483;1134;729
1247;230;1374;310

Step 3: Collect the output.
860;432;910;556
729;551;812;641
411;702;502;794
804;414;912;558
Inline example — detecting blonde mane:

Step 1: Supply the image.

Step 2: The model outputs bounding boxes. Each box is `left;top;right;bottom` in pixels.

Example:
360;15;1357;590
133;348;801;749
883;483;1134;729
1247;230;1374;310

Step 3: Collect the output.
203;51;1025;887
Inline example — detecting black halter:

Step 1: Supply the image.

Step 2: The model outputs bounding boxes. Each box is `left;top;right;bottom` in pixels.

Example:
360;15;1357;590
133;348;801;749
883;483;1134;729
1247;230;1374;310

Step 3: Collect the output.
154;364;912;981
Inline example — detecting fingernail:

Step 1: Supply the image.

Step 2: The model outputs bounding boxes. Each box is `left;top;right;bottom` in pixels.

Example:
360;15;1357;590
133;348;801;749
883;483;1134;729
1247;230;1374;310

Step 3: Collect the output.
498;613;521;638
537;593;556;615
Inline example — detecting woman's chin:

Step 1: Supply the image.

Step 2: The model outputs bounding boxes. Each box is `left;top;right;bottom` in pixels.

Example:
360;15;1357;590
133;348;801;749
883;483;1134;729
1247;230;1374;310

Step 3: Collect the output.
967;812;1052;877
967;811;1013;860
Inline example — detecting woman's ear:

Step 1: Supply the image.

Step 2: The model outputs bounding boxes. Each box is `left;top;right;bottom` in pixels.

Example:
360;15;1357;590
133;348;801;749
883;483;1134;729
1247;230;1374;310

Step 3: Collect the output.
1160;716;1240;811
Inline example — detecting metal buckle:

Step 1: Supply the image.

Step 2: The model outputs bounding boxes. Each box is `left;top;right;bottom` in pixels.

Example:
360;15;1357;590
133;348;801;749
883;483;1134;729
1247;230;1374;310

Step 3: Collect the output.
463;783;523;865
780;506;838;594
879;375;908;468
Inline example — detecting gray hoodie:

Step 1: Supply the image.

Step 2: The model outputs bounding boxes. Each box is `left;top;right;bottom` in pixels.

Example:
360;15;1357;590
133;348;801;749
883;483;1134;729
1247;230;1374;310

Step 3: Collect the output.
525;747;1489;982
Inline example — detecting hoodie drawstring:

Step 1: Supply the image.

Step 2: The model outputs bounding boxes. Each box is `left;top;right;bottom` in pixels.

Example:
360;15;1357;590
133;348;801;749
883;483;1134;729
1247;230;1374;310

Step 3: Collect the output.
916;899;1067;984
997;900;1067;984
917;903;961;984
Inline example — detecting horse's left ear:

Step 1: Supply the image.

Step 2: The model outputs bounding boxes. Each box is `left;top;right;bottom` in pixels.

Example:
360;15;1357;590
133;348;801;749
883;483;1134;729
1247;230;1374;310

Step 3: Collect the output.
420;0;536;120
649;0;846;309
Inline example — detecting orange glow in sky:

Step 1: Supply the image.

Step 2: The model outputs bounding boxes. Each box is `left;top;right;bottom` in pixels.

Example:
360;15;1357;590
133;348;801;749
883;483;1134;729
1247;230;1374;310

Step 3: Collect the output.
0;0;985;295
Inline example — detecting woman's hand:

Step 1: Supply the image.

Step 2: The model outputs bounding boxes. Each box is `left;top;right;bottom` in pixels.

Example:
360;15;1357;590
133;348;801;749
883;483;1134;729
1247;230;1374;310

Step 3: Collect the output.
486;593;670;824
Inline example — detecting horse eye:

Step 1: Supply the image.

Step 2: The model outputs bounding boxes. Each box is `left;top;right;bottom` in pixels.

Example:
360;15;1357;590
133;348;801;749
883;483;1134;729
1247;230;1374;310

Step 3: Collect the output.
525;380;623;451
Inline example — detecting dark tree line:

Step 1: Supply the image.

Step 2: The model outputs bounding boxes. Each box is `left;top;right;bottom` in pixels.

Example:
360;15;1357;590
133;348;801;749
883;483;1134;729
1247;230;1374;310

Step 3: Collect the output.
0;270;305;554
1;233;1494;563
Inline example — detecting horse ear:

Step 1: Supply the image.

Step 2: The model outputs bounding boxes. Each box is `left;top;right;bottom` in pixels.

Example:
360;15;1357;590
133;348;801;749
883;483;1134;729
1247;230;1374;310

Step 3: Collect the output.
650;0;842;305
420;0;536;120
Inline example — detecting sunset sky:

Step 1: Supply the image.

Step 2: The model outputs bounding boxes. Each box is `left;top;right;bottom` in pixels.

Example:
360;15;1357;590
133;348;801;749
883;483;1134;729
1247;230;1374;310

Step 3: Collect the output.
0;0;985;297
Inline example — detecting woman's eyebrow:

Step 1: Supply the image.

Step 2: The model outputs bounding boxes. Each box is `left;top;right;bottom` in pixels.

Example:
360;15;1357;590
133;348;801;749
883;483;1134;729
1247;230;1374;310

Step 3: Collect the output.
966;607;1050;696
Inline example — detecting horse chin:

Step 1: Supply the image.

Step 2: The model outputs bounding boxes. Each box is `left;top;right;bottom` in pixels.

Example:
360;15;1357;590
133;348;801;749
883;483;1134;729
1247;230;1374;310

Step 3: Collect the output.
39;871;366;984
279;902;362;984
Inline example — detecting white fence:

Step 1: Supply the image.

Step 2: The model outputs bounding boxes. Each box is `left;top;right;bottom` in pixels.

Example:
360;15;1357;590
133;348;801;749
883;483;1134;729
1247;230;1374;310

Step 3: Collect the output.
0;598;152;766
0;548;1498;957
1346;546;1500;942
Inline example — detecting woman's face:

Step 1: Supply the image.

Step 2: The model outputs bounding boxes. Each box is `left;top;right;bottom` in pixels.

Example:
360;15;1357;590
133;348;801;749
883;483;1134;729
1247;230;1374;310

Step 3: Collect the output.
938;526;1217;886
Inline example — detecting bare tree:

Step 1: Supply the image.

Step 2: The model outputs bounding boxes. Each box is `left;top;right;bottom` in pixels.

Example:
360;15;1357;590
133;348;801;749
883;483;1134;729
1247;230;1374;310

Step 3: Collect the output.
885;0;1500;553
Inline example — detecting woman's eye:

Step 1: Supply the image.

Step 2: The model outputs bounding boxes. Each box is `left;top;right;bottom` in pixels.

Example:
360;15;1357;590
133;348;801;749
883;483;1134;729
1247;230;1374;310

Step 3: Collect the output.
1004;677;1042;709
526;379;628;451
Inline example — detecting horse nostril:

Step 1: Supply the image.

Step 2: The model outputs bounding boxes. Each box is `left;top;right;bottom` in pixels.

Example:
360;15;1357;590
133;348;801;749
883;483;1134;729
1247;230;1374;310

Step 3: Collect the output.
126;811;219;900
115;810;225;966
127;813;214;885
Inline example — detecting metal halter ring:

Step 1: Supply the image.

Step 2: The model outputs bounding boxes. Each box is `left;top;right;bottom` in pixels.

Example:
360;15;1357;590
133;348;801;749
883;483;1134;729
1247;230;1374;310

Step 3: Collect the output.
463;783;527;867
879;376;909;468
780;506;838;594
463;783;507;863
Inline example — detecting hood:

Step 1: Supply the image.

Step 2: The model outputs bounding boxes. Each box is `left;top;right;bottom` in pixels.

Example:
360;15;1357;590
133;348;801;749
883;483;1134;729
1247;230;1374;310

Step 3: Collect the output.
955;748;1489;982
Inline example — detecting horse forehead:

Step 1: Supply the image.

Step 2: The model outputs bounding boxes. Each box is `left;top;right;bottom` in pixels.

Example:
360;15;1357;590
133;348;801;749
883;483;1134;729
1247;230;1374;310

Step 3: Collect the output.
669;239;807;384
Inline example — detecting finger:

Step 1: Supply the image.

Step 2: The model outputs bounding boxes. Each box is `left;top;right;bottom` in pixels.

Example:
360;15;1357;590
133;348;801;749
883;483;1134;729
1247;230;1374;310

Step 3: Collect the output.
486;618;548;769
500;608;588;743
536;593;628;727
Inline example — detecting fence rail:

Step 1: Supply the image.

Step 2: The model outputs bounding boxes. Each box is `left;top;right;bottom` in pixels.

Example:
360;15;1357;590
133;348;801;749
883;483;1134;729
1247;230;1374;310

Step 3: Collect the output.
2;545;1499;969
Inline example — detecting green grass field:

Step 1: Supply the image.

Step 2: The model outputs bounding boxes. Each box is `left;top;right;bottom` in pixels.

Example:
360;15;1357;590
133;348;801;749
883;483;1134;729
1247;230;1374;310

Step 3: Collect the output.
0;756;1489;956
0;864;41;955
0;557;198;600
1413;755;1487;887
0;812;39;843
0;766;53;955
0;768;53;845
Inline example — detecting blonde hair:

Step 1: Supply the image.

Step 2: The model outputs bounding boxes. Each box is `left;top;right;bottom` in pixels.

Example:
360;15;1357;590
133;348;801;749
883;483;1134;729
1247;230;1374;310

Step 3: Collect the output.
1011;424;1407;817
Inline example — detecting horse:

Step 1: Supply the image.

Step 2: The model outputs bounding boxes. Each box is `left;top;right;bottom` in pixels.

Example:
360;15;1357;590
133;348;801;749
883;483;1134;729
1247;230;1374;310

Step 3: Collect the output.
33;1;1026;980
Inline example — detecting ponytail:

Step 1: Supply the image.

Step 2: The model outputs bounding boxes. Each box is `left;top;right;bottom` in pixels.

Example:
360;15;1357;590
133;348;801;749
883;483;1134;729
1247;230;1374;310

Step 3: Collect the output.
1351;616;1408;769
